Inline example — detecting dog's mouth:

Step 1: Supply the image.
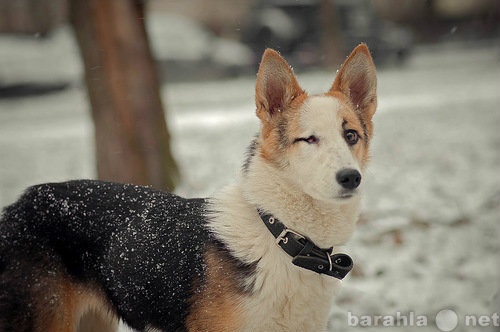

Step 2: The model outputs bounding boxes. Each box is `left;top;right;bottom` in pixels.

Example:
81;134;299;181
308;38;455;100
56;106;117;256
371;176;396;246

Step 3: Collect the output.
336;190;357;200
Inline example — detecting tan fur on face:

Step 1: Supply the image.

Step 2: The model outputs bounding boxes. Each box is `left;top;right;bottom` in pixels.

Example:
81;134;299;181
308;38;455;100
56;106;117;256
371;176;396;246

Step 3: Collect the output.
258;93;308;167
337;100;372;168
255;49;307;167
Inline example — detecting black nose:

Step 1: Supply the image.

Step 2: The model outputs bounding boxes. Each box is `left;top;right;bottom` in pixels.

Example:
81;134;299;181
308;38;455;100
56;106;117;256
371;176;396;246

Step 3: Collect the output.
336;169;361;190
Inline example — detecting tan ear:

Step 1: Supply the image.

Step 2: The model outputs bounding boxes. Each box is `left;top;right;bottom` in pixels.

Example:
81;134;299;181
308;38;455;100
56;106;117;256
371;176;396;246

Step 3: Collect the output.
330;44;377;120
255;49;304;122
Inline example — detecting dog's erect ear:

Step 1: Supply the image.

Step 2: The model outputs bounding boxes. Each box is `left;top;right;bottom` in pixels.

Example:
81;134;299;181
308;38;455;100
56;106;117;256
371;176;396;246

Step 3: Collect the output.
255;49;303;122
329;44;377;120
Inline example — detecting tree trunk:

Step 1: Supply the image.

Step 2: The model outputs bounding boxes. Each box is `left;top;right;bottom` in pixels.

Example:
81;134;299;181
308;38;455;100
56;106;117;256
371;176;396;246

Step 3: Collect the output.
69;0;179;191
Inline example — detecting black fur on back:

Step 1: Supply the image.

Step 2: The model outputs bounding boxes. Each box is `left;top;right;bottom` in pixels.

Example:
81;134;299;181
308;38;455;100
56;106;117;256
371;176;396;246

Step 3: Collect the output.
0;180;210;331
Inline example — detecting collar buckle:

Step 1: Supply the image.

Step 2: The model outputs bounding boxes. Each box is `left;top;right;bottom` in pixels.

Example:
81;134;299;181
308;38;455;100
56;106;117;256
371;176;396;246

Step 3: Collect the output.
326;250;334;272
275;228;304;246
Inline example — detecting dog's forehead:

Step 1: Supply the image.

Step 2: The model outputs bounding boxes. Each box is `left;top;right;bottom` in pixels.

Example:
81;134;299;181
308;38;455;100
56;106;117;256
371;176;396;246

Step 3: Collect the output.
298;95;344;130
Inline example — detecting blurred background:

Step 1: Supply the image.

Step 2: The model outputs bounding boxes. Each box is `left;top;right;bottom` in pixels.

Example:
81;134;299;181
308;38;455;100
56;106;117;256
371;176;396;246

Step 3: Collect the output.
0;0;499;331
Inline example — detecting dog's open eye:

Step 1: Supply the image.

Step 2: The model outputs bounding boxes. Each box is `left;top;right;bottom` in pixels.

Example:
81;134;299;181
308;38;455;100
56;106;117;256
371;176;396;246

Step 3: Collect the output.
344;130;359;145
294;135;319;145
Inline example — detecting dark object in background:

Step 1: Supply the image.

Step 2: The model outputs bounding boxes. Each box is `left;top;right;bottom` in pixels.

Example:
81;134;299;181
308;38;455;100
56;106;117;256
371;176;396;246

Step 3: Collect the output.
242;0;413;67
0;82;69;99
0;0;67;36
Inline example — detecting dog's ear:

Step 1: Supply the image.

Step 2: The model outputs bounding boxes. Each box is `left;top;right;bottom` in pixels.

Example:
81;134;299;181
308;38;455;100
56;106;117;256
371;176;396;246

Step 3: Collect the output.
329;44;377;121
255;49;304;122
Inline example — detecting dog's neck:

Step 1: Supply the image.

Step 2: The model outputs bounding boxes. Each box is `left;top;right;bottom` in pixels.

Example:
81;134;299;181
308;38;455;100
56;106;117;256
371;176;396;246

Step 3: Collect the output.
241;156;360;249
208;156;359;330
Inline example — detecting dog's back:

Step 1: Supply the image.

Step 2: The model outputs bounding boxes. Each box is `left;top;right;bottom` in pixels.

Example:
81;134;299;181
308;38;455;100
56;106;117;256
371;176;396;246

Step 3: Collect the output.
0;180;208;331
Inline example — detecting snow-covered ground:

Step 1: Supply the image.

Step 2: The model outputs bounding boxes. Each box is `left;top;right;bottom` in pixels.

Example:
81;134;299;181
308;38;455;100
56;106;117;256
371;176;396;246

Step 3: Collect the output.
0;25;499;331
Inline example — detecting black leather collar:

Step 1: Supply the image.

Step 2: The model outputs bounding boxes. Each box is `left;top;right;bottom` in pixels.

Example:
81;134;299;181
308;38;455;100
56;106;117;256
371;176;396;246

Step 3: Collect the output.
258;211;353;280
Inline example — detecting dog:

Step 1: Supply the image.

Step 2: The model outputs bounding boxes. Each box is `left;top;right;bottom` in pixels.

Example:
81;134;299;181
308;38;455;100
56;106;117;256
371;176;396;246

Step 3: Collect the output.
0;44;377;332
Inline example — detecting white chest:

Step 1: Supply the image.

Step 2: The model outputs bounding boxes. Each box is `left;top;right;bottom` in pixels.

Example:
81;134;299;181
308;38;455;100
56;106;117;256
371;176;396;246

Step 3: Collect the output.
239;249;340;332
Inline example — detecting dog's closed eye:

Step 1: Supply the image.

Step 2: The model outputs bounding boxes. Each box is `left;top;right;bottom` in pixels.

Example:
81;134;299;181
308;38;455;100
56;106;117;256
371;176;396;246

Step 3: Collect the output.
293;135;319;145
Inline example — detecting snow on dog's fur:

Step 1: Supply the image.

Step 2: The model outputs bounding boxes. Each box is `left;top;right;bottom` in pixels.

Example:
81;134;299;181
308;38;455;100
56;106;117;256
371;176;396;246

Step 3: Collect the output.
0;44;376;332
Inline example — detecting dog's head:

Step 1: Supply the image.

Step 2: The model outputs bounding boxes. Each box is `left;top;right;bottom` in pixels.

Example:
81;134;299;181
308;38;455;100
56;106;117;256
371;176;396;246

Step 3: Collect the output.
254;44;377;203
